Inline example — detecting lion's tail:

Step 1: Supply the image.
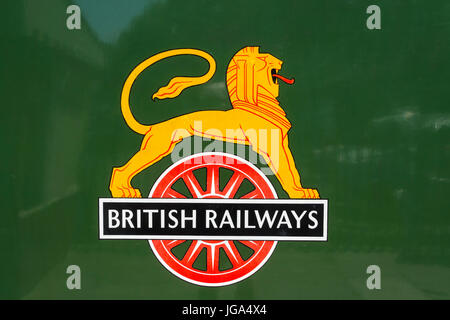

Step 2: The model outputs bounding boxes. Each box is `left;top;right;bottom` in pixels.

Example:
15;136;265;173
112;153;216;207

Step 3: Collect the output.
121;49;216;135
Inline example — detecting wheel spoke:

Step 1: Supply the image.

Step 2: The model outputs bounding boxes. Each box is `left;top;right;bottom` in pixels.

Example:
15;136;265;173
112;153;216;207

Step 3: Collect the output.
221;172;244;198
206;166;220;194
182;171;205;198
240;189;261;199
238;240;261;252
206;245;220;273
222;241;244;266
165;240;186;250
181;240;203;267
165;188;187;198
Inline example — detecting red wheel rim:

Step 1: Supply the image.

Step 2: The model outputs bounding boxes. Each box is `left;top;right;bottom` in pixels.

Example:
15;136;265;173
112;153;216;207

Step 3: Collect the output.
149;152;277;286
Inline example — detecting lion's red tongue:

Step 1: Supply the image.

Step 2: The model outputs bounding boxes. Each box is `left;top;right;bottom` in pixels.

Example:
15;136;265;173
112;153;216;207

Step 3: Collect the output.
273;73;295;85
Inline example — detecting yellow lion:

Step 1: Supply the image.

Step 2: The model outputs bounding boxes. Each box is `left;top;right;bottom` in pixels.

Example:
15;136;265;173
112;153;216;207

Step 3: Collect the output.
110;46;319;199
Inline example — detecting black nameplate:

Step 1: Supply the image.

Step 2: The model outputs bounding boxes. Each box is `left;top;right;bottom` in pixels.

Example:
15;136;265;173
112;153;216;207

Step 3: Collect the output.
99;198;328;241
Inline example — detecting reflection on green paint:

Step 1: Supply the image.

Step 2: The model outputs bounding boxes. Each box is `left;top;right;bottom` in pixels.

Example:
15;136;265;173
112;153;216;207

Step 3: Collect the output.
1;0;450;299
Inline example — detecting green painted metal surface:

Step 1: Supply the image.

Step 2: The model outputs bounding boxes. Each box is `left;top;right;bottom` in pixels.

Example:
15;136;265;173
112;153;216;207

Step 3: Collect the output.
1;0;449;299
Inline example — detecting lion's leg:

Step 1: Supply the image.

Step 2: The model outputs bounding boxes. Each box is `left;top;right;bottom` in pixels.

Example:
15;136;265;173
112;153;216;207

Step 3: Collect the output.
248;131;319;199
109;119;191;198
277;136;319;198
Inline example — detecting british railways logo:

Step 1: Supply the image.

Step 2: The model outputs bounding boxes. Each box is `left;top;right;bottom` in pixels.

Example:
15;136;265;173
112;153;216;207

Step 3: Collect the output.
99;46;328;286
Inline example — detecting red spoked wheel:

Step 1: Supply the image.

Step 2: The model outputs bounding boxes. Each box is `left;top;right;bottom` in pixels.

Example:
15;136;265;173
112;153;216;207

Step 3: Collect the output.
148;152;277;286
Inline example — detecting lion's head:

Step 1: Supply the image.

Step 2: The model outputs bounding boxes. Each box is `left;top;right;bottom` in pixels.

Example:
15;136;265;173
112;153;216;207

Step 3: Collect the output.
226;46;293;107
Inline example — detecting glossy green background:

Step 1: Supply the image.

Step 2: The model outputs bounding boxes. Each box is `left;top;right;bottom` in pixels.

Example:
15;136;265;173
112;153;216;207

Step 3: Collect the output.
1;0;449;299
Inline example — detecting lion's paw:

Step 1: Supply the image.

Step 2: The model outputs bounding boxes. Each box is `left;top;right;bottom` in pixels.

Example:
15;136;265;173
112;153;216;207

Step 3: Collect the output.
290;188;320;199
110;184;142;198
